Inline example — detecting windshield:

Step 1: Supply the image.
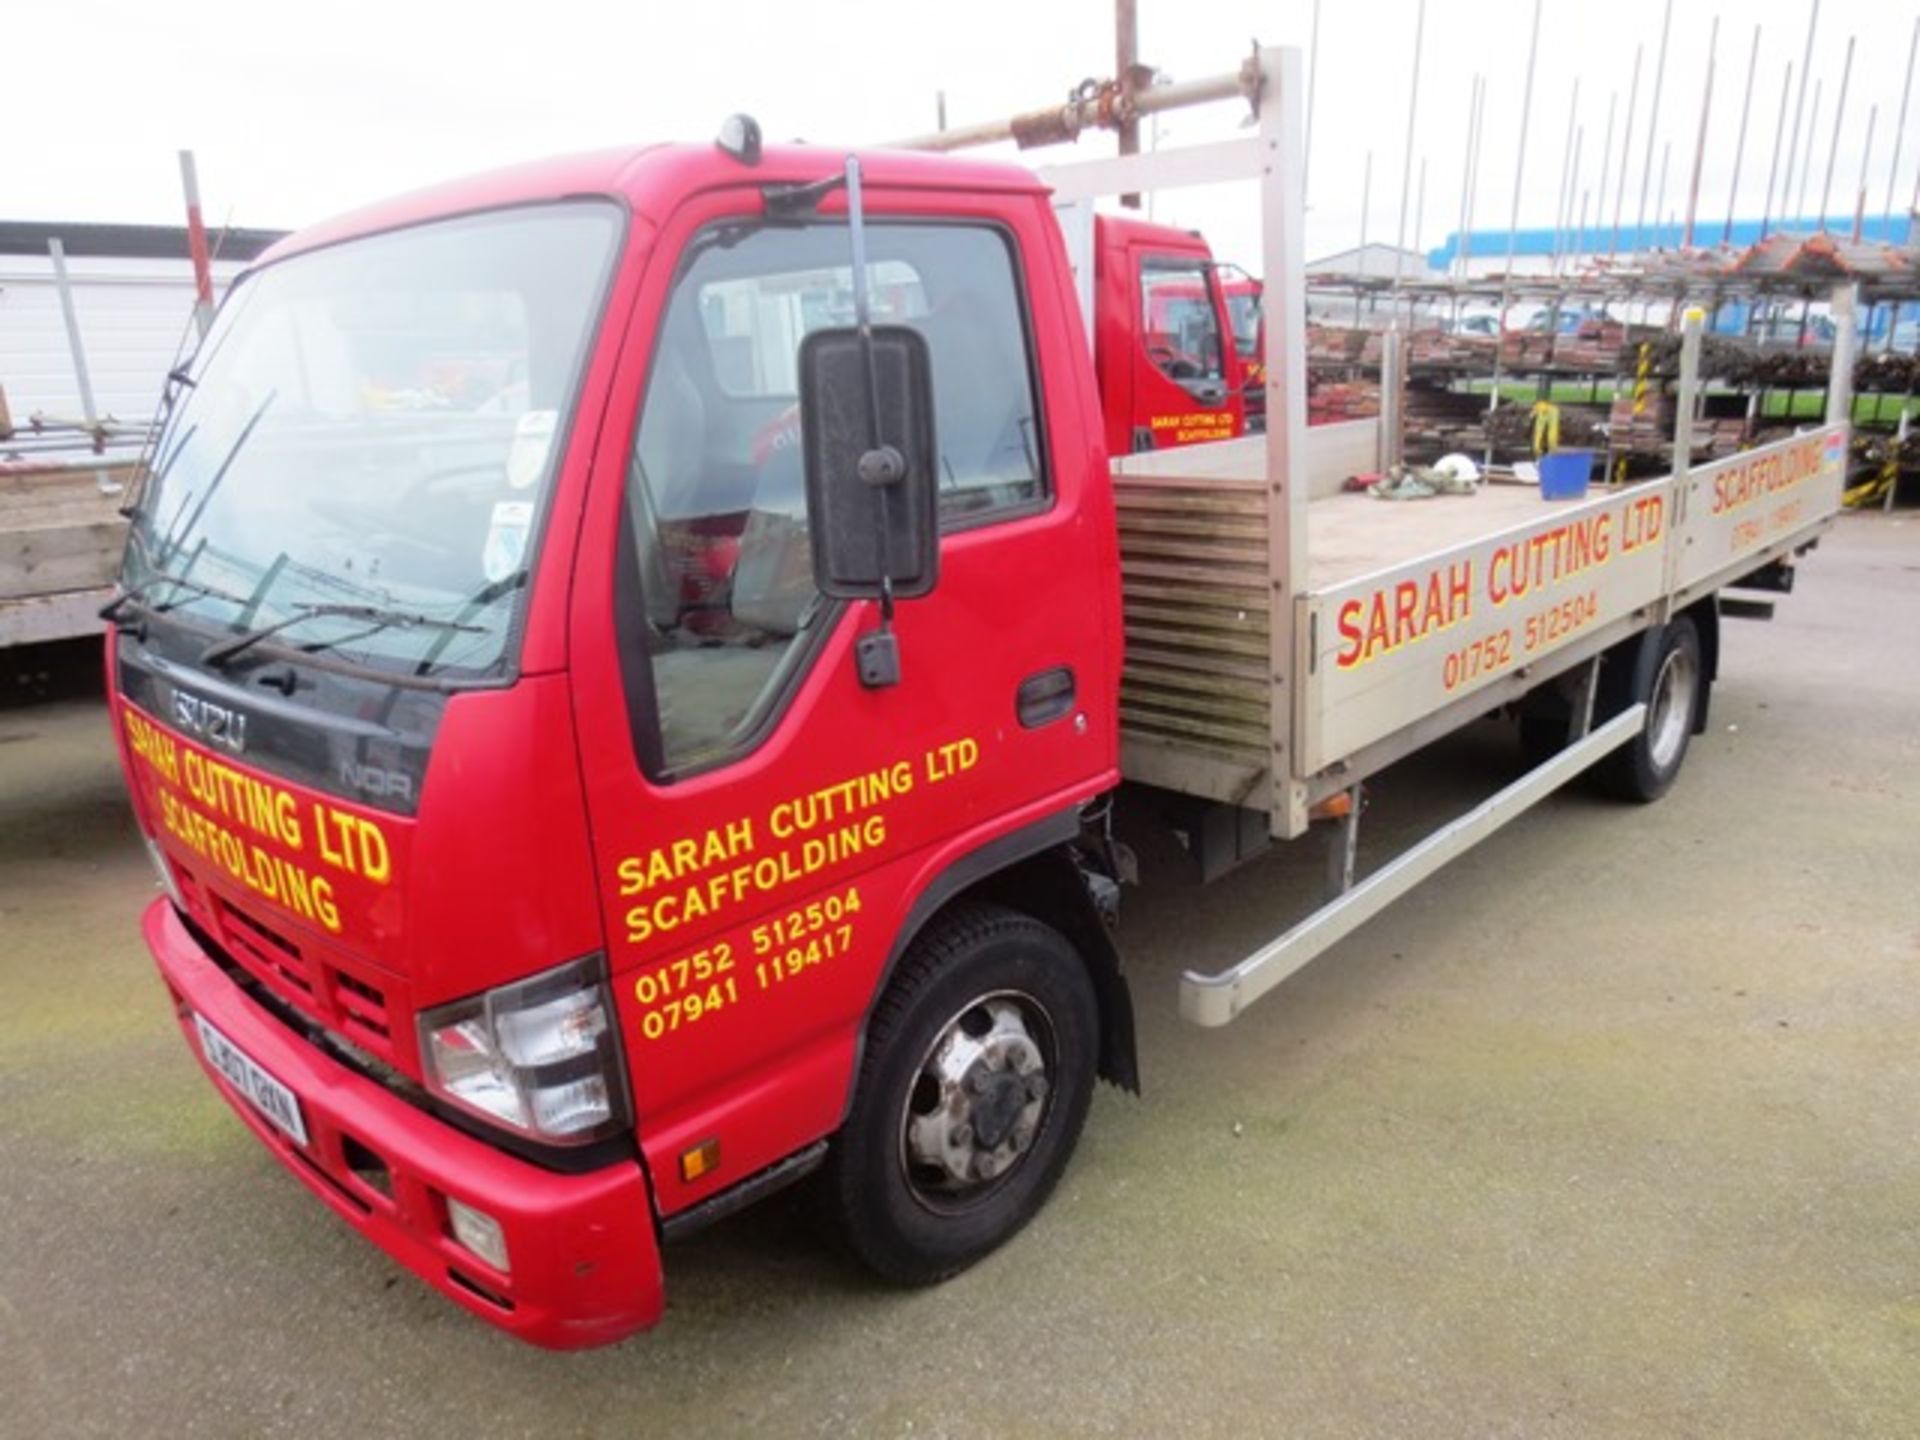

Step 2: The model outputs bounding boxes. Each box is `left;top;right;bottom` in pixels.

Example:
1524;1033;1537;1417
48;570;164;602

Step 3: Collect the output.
1224;292;1261;356
126;202;621;679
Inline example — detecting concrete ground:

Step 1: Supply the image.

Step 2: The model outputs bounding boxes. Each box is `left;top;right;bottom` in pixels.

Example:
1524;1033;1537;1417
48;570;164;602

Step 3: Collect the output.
2;513;1915;1439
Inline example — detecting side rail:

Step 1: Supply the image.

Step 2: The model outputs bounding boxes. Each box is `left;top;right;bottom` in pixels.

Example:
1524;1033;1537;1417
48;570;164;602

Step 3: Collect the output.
1296;478;1675;776
1668;423;1848;608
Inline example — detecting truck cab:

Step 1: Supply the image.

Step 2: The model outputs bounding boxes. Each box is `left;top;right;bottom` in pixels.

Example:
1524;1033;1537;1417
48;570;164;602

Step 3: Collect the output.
109;141;1134;1347
1088;214;1247;454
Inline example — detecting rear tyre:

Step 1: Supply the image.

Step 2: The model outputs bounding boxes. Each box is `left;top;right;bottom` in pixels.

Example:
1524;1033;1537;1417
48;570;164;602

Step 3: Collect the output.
820;902;1099;1286
1595;616;1702;803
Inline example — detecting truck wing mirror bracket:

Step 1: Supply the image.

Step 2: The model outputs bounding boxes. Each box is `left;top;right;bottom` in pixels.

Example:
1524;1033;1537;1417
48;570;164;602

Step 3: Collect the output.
795;154;940;690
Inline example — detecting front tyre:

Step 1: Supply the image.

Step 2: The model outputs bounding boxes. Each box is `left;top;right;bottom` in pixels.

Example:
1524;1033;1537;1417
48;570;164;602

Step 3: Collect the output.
821;902;1099;1285
1596;615;1703;802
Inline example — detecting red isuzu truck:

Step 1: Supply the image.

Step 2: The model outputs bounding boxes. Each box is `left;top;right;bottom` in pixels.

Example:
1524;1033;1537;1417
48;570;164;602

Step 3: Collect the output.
105;50;1853;1347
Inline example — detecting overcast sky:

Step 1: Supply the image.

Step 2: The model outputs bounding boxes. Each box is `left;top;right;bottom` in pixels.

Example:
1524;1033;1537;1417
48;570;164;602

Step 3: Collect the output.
13;0;1918;267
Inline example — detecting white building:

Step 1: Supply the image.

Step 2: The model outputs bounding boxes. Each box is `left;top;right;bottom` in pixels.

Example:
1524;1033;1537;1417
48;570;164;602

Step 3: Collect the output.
1;221;282;433
1305;242;1435;281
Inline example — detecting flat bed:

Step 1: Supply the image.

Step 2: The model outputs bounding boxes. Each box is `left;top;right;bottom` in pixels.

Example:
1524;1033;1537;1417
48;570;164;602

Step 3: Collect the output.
1;462;130;648
1111;424;1849;827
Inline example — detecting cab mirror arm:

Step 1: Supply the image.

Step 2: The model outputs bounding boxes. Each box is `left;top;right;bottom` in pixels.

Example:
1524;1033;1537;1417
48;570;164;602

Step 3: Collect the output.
797;154;939;690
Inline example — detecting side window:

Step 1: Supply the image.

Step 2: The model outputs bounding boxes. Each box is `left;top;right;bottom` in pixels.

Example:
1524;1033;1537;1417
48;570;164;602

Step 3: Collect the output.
626;219;1047;774
1140;257;1226;384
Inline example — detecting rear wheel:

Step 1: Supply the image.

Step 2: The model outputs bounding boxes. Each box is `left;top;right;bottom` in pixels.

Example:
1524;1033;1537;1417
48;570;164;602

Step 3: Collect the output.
820;902;1098;1285
1595;616;1702;802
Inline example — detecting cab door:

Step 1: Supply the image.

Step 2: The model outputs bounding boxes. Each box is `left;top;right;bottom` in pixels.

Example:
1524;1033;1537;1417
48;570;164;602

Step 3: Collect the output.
1129;247;1246;450
564;180;1119;1216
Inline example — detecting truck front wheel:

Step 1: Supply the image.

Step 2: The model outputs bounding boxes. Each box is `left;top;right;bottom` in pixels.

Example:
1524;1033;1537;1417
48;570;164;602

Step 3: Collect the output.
821;901;1099;1285
1596;615;1702;803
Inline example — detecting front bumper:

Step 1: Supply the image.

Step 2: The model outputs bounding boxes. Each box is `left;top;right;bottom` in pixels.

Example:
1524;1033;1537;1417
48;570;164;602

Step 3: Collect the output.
143;898;665;1348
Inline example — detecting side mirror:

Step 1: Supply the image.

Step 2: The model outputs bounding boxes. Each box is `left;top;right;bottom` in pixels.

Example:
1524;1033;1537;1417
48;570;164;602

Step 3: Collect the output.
798;324;939;601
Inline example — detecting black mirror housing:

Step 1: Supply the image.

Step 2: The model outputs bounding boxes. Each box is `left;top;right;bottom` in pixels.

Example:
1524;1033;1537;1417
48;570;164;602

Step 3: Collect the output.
798;324;939;601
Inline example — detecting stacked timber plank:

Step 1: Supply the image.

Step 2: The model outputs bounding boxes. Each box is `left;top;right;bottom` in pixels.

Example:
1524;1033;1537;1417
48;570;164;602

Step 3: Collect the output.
1307;325;1369;364
1605;393;1730;459
1401;385;1489;458
1551;320;1628;369
1498;332;1557;367
1308;379;1380;425
1;462;132;646
1407;332;1496;367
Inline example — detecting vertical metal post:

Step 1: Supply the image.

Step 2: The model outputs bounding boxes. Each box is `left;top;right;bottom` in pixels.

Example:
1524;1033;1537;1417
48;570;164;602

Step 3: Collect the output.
1612;44;1644;255
1504;0;1544;279
1552;78;1581;272
1887;400;1908;513
1560;125;1584;274
1910;148;1920;243
1485;0;1544;468
1304;0;1321;202
178;149;215;342
1257;45;1312;840
1461;78;1488;279
936;90;948;131
1595;91;1617;257
1359;150;1374;261
1559;125;1589;274
1853;105;1877;241
1409;155;1428;326
1826;282;1857;428
1818;35;1855;229
1674;306;1703;478
1883;16;1919;232
1454;74;1481;281
47;239;100;430
1634;0;1675;251
1115;0;1141;209
1380;327;1404;471
1391;0;1427;300
1323;788;1361;900
1795;80;1823;224
1723;25;1761;247
1761;61;1793;239
1655;141;1673;248
1566;656;1601;741
1782;0;1821;228
1683;15;1719;249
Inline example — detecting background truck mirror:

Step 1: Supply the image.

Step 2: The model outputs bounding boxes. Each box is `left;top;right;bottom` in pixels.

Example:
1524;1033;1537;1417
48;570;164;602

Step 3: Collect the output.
798;323;939;602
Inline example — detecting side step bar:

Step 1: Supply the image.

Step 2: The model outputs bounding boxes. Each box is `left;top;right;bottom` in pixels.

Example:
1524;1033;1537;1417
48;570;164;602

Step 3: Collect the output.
1179;702;1648;1027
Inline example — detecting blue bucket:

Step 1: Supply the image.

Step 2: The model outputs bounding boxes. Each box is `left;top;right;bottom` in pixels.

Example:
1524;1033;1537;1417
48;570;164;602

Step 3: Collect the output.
1538;448;1594;500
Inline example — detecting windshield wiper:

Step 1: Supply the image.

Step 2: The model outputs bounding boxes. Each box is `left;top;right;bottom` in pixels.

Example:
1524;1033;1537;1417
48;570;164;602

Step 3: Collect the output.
200;601;485;669
154;388;276;573
100;572;253;624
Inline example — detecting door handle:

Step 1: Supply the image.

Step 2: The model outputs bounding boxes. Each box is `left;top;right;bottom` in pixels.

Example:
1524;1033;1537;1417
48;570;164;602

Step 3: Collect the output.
1016;667;1076;729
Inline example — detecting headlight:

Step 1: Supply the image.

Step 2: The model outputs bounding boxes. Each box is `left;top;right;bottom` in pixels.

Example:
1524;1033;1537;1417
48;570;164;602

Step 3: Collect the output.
417;955;630;1146
142;832;186;912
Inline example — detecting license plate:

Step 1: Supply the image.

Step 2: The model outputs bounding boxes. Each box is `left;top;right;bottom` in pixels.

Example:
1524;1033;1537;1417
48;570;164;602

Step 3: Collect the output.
193;1013;310;1147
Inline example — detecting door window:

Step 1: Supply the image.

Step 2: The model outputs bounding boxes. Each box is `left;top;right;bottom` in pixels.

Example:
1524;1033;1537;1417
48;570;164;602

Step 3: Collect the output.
625;219;1047;775
1140;258;1226;386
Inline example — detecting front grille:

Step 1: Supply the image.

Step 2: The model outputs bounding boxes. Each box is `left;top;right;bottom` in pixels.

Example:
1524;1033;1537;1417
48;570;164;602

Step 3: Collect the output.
170;862;399;1063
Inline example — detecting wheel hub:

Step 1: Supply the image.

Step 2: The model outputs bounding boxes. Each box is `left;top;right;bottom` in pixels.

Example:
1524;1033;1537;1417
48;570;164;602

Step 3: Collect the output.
903;996;1050;1197
1648;644;1697;770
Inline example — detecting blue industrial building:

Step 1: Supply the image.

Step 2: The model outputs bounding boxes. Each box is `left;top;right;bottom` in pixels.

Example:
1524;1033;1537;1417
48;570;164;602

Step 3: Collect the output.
1427;215;1919;342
